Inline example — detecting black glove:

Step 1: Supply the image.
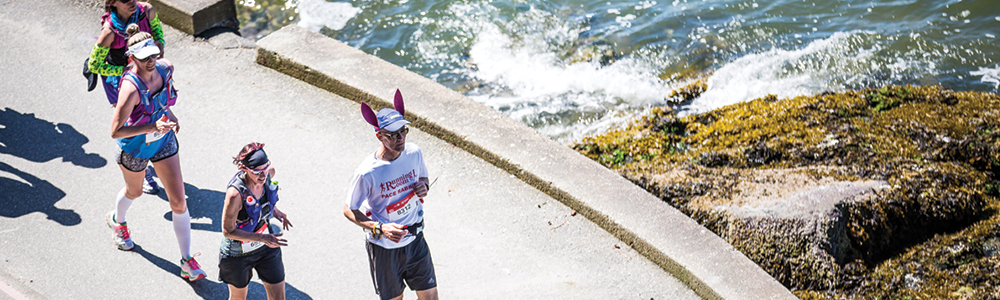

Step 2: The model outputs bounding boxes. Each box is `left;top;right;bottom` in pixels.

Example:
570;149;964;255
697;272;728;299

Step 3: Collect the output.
83;58;98;92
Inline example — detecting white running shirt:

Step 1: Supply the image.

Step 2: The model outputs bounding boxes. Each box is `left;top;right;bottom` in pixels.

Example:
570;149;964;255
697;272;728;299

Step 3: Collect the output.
346;143;428;249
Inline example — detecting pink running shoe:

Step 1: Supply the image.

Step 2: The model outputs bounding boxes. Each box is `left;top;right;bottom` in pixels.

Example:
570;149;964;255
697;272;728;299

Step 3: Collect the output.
180;255;207;281
105;211;134;251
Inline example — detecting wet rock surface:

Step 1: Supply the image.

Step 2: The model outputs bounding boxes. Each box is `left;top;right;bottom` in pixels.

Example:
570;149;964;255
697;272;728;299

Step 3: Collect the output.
574;85;1000;298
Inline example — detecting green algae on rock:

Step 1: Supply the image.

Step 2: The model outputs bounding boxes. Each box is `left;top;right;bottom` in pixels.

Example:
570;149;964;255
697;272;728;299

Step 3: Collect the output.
666;79;708;104
574;85;1000;297
797;202;1000;299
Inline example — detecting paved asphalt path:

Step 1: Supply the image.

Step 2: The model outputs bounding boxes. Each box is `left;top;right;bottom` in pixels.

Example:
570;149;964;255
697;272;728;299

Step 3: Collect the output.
0;0;700;299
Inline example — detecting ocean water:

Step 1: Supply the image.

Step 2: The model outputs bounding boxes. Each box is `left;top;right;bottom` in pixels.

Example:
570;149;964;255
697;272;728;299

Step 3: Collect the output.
237;0;1000;144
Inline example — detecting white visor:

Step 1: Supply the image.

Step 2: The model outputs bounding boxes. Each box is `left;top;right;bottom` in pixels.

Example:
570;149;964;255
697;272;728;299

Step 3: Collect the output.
126;39;160;60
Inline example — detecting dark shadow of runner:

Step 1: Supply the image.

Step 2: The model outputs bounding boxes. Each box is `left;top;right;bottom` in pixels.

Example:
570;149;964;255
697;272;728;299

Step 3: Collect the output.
0;107;106;168
0;161;81;226
131;244;313;299
159;183;225;232
131;244;228;299
245;281;313;300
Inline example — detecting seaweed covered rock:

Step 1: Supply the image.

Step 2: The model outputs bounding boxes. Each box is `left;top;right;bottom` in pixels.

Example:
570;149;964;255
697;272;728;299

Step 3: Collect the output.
801;204;1000;299
721;180;887;288
574;85;1000;296
666;79;708;104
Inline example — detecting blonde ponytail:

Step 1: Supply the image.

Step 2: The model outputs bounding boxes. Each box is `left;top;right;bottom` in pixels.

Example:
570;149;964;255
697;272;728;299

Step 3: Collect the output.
126;24;152;47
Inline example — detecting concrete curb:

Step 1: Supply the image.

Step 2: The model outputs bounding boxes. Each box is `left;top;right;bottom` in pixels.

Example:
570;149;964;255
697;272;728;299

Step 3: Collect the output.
255;25;797;300
149;0;236;36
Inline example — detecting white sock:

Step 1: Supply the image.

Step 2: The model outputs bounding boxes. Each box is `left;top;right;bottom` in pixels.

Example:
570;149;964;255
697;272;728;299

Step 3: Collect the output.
114;188;135;224
172;209;192;258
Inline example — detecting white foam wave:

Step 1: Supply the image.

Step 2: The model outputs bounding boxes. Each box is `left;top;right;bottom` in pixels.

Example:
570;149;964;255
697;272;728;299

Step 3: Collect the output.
685;31;938;115
297;0;360;32
971;65;1000;89
466;21;672;143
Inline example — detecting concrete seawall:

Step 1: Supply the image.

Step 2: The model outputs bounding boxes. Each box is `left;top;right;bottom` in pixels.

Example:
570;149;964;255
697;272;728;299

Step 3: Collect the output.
251;25;796;300
150;0;237;36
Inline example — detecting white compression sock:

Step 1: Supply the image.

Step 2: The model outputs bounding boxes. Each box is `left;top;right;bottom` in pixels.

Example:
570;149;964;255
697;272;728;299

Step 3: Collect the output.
172;209;192;258
114;188;135;224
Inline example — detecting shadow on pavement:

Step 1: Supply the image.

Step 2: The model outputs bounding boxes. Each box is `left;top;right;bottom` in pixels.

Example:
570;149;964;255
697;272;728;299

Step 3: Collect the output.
0;108;107;168
0;161;81;226
159;183;225;232
246;281;313;300
131;244;312;299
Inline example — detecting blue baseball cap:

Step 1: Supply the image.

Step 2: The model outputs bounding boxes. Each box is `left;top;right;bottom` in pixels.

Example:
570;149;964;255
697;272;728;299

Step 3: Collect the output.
376;108;411;132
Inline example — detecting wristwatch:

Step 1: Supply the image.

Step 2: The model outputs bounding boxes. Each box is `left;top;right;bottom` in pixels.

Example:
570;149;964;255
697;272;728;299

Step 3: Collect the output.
371;221;383;239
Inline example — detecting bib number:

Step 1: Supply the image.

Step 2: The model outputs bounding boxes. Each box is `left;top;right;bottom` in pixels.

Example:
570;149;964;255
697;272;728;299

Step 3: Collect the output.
385;192;416;223
145;131;166;144
241;224;270;253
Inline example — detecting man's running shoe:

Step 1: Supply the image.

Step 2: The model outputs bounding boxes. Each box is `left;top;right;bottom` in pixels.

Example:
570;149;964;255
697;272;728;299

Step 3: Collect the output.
105;211;134;251
143;165;159;194
180;256;206;281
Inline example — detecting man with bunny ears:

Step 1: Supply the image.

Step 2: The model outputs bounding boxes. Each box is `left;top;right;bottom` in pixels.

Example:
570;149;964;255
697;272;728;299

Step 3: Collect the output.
343;89;439;300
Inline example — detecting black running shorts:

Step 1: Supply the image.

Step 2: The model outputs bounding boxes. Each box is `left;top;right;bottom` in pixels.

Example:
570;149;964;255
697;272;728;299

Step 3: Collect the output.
366;232;437;300
218;246;285;288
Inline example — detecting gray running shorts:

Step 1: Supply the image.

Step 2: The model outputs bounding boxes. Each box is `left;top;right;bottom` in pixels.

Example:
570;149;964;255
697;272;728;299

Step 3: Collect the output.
116;133;178;172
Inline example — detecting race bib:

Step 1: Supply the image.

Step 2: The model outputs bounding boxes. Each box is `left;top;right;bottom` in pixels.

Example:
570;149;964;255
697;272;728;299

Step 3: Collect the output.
145;130;166;144
385;192;417;223
241;223;271;253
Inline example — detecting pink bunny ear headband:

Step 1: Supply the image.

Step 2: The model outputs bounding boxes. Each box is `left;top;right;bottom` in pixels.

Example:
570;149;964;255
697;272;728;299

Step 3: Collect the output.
360;89;407;131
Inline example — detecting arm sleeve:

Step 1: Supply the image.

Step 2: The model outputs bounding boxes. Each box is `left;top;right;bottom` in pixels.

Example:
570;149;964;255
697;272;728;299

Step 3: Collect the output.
346;172;371;210
87;44;124;76
149;13;165;45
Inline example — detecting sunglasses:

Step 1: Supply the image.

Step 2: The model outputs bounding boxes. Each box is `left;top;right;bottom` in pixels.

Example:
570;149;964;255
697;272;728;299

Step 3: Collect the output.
245;162;270;176
119;0;133;4
380;127;409;140
134;55;155;63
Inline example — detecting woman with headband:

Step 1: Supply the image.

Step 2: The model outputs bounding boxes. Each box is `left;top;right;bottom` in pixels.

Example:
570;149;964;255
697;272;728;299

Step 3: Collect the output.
219;142;293;300
104;23;206;281
88;0;165;194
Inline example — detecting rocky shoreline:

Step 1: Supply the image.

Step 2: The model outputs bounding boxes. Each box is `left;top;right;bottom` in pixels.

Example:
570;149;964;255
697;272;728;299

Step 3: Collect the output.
574;85;1000;298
